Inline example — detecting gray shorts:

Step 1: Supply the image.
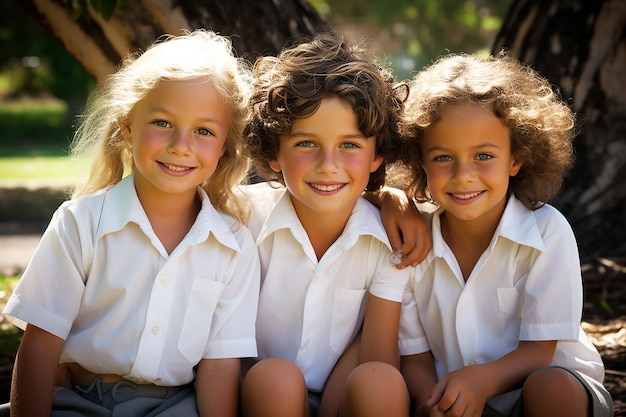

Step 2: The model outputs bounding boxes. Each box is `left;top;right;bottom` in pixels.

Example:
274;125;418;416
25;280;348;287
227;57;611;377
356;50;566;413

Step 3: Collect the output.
51;377;197;417
483;366;613;417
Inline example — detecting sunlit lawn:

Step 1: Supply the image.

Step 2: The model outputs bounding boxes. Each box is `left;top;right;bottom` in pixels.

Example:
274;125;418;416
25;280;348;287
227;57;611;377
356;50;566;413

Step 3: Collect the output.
0;152;87;187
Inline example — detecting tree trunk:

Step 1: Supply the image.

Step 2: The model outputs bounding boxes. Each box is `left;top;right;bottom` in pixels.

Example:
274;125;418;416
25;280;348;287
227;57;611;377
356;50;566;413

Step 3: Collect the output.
18;0;332;84
493;0;626;262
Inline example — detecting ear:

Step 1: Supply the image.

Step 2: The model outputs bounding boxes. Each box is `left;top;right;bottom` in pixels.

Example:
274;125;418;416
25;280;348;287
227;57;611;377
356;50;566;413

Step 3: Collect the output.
118;117;132;144
509;156;523;177
369;154;384;173
269;159;282;172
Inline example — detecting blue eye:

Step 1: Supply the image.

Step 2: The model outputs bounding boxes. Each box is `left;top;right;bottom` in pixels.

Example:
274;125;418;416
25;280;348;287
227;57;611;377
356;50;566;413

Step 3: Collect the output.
154;120;170;128
476;153;493;161
197;128;215;136
296;140;316;147
434;155;452;162
340;142;359;149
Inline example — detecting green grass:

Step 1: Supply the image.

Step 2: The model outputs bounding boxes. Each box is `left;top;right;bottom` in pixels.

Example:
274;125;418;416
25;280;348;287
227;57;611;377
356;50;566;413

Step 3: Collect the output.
0;98;88;186
0;153;87;186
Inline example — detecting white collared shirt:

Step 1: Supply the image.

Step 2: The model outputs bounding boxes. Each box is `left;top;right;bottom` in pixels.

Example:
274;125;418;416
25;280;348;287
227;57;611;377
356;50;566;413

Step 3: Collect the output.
399;195;605;383
3;174;260;386
243;182;409;391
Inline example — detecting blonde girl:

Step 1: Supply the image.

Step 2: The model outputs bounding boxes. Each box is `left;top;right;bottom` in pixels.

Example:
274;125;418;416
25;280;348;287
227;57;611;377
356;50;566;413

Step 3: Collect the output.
2;30;259;417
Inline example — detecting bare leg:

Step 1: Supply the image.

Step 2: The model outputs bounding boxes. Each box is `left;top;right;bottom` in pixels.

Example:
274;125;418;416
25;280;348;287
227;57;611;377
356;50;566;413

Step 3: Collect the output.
339;361;409;417
241;357;310;417
523;367;589;417
318;334;360;417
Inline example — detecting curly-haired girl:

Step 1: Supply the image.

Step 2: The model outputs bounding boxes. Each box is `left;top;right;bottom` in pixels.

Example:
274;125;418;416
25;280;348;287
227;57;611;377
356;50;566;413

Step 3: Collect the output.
397;52;613;417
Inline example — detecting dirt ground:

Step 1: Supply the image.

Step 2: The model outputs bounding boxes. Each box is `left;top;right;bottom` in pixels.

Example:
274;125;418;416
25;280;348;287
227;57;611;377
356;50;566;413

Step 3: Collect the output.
0;233;624;415
579;257;626;416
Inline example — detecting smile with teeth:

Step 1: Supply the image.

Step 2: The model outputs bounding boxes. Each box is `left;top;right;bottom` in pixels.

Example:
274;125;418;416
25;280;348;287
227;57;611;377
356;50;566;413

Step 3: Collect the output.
450;191;482;200
310;183;344;192
162;162;192;172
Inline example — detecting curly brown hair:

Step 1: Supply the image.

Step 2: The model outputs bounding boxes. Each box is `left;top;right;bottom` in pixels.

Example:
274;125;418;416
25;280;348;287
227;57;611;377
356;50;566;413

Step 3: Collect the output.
244;32;407;191
399;52;575;209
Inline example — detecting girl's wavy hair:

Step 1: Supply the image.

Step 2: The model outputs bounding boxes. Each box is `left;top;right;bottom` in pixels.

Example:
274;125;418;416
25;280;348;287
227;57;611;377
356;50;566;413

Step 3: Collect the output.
70;29;252;223
399;52;575;209
244;32;407;191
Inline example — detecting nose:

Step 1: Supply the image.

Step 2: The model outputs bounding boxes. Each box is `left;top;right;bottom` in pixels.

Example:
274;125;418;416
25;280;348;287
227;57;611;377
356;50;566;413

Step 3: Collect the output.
168;130;191;156
317;148;339;173
452;159;474;183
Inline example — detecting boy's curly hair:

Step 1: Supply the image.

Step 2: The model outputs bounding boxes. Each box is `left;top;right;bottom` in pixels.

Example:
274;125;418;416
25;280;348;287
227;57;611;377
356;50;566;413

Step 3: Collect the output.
244;32;407;191
399;52;575;209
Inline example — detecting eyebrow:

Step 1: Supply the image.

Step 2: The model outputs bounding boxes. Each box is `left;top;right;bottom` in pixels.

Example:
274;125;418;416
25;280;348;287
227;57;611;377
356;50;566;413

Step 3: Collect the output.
286;130;369;140
424;142;504;152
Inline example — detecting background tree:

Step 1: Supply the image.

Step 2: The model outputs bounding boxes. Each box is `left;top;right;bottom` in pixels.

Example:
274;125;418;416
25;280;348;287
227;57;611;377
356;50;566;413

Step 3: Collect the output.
16;0;332;84
493;0;626;262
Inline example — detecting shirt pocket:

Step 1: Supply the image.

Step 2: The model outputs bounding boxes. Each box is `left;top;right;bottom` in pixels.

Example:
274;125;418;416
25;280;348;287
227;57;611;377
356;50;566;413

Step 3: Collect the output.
496;287;521;316
329;288;367;354
178;277;225;363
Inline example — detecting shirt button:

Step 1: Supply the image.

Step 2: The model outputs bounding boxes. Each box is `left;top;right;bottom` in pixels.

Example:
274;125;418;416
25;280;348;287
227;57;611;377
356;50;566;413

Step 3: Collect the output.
160;275;169;285
303;339;310;348
151;326;160;335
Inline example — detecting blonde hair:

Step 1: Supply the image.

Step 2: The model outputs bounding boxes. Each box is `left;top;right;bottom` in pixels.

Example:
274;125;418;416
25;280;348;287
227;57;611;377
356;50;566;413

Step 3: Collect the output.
400;52;575;209
70;29;252;223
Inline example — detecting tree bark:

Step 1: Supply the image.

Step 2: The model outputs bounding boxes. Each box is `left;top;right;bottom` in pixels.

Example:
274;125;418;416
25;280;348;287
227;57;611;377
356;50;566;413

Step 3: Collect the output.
493;0;626;262
18;0;332;84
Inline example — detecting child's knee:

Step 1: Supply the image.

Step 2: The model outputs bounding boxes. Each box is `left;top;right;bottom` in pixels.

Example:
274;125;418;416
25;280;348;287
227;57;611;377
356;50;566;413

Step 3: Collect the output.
342;362;409;416
346;361;407;398
523;367;587;404
244;357;306;392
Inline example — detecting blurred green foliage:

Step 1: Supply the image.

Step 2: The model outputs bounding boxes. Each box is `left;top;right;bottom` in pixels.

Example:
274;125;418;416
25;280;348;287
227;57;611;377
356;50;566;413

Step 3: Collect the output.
0;98;73;145
311;0;512;79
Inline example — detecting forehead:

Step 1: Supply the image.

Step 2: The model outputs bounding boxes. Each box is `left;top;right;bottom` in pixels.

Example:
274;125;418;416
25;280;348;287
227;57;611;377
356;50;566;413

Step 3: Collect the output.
424;102;510;146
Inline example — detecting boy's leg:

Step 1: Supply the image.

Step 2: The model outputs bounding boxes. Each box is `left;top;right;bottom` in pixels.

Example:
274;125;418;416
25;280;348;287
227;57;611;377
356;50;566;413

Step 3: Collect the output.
338;361;409;417
319;334;360;417
522;366;613;417
241;357;309;417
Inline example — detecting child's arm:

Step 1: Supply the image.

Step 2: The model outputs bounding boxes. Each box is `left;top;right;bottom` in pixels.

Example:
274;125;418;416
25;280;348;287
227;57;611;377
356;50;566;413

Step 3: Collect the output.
363;187;432;268
401;352;438;417
359;294;402;367
11;324;64;417
195;357;241;417
427;340;557;416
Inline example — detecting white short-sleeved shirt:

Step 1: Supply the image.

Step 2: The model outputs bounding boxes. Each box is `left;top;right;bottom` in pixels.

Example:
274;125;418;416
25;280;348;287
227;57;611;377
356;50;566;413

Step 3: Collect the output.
399;195;605;383
3;174;260;386
243;182;410;391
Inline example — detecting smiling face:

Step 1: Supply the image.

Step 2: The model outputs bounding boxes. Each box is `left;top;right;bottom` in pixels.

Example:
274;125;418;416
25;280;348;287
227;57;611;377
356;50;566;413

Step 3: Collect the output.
421;102;522;228
270;96;383;224
120;78;230;202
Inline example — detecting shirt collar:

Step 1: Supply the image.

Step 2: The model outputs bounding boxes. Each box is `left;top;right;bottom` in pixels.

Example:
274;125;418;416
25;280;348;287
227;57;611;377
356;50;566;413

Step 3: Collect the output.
96;174;241;253
256;188;392;251
430;194;547;260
